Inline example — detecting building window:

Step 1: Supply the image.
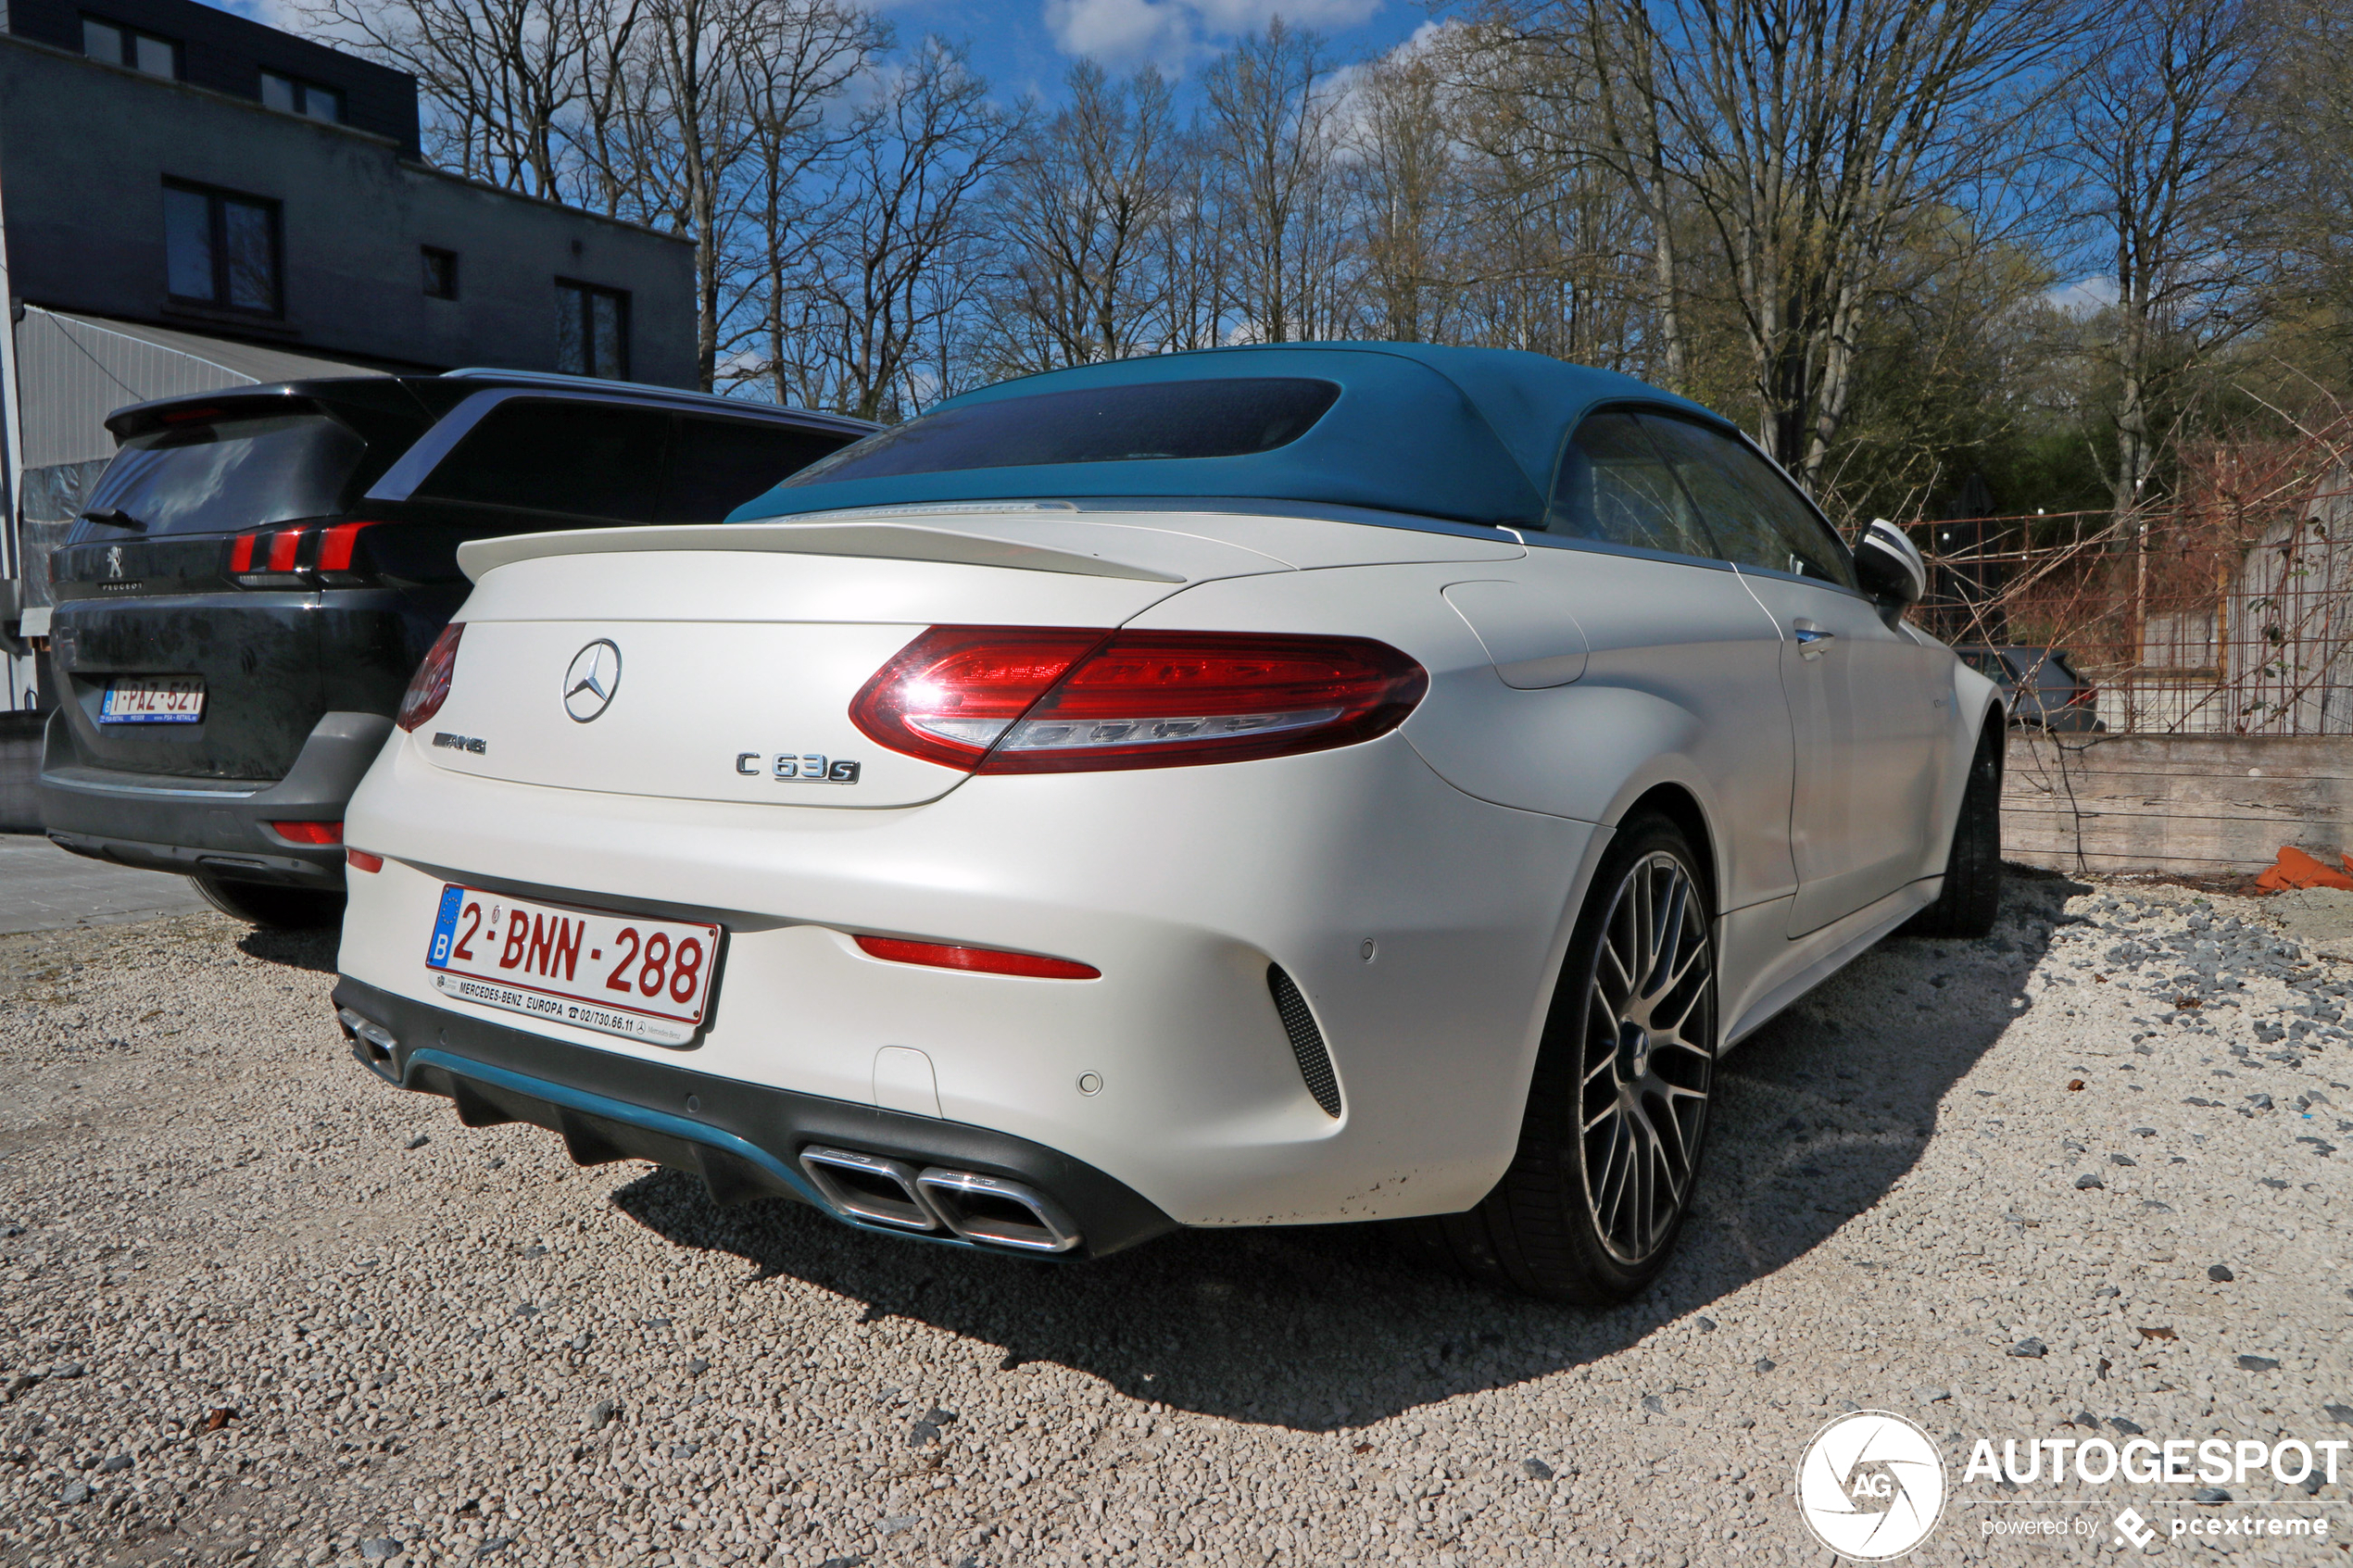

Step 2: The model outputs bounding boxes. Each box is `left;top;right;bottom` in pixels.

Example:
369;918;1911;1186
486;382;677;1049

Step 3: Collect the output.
421;246;459;299
164;181;282;315
555;280;629;380
260;70;345;123
82;16;180;78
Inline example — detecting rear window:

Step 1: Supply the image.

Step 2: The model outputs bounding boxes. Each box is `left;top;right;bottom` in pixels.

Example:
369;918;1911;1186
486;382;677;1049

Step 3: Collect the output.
784;378;1342;485
666;416;855;521
2006;648;2079;687
75;411;365;539
416;400;669;521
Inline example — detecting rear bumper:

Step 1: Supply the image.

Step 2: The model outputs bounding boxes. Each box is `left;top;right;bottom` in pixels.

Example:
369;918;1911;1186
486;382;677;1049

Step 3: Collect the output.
337;733;1598;1226
331;975;1180;1259
38;709;395;888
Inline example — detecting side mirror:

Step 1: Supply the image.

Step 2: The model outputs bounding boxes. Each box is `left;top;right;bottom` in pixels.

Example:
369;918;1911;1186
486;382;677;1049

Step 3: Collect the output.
1853;518;1926;609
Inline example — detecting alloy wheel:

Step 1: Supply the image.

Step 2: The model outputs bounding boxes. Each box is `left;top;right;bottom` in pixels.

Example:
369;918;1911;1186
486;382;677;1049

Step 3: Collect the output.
1577;850;1715;1266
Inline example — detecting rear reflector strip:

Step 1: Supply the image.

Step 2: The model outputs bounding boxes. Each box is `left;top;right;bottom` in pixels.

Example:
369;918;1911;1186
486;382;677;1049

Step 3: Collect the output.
853;935;1099;980
346;848;384;872
271;820;343;846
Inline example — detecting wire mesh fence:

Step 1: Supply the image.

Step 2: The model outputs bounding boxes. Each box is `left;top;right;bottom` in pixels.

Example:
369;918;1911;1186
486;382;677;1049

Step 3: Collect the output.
1900;424;2353;736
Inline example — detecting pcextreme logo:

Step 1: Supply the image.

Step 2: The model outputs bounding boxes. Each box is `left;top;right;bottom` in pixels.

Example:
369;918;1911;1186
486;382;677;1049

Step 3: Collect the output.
1795;1411;1948;1561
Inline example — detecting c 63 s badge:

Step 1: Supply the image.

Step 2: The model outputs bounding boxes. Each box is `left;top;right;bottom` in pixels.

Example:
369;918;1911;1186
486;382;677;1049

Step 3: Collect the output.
738;751;862;784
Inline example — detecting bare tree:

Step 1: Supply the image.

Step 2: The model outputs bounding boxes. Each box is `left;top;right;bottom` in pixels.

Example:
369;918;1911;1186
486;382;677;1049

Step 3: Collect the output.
2064;0;2271;525
735;0;887;402
985;61;1180;372
797;39;1021;419
2260;0;2353;374
298;0;626;199
1549;0;2075;485
1348;48;1458;343
1201;21;1352;344
1425;17;1655;368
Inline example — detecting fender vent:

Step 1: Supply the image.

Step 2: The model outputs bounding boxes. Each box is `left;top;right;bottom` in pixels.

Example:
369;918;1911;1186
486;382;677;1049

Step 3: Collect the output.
1267;964;1341;1118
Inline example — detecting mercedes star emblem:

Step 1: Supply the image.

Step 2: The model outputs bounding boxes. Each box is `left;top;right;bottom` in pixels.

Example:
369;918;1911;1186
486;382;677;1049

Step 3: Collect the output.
562;639;623;722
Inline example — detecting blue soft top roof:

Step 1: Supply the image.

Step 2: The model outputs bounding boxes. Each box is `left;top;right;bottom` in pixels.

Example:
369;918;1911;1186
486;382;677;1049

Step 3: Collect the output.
730;343;1722;529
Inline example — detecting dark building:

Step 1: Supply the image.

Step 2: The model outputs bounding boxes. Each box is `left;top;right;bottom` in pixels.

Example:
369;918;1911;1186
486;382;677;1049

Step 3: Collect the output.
0;0;697;716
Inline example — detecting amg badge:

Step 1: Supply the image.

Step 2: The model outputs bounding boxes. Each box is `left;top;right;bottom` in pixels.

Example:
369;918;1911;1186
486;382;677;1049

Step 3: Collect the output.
736;751;861;784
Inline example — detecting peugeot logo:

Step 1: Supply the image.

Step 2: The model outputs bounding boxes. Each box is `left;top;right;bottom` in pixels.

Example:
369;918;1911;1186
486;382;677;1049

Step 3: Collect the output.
562;639;622;722
107;546;124;580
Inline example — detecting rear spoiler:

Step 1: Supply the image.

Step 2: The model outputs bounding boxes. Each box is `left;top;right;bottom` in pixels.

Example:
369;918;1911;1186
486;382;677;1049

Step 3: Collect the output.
455;508;1298;586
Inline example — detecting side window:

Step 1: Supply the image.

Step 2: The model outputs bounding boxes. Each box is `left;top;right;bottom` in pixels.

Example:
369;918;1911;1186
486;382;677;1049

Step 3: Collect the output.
662;417;859;522
414;400;668;524
1639;415;1857;589
1547;411;1719;559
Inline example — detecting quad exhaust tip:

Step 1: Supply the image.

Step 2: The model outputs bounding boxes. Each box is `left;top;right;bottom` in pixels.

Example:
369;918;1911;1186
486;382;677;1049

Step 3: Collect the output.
798;1146;937;1232
915;1167;1081;1254
797;1145;1081;1253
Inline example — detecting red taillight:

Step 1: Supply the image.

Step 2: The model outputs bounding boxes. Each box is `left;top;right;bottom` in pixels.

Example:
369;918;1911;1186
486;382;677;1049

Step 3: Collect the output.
396;622;465;733
854;934;1100;980
2067;684;2096;707
346;848;384;873
849;626;1428;774
317;521;378;573
271;820;343;845
848;627;1112;769
230;526;312;586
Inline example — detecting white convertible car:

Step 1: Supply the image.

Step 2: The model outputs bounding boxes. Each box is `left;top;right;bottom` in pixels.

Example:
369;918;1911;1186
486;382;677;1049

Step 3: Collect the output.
333;345;2001;1301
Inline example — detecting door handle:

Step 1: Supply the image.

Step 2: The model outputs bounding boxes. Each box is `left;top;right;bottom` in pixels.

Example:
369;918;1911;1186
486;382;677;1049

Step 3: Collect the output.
1793;621;1836;659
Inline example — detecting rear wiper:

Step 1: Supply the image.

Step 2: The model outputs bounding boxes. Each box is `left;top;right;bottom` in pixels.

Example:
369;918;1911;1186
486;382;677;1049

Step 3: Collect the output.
80;507;147;532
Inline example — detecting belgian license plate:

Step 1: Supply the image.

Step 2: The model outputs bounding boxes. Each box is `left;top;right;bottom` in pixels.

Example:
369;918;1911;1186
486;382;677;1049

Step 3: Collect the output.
100;675;205;723
424;884;721;1047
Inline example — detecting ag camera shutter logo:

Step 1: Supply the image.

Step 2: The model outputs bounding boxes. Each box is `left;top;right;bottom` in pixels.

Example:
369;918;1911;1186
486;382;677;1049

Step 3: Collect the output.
1795;1411;1946;1560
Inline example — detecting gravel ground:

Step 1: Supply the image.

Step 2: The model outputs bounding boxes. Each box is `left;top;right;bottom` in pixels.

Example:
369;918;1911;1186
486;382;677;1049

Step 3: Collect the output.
2;870;2348;1566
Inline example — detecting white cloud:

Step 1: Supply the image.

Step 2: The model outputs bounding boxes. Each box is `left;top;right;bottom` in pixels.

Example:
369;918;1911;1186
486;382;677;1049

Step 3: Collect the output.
2045;275;2119;318
1042;0;1386;72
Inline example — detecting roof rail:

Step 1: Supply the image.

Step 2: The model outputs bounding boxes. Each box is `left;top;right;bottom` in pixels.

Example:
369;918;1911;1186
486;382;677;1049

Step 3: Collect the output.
437;368;876;431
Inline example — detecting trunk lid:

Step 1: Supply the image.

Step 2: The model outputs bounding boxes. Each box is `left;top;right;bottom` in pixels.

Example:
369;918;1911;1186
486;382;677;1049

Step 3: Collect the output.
423;506;1521;809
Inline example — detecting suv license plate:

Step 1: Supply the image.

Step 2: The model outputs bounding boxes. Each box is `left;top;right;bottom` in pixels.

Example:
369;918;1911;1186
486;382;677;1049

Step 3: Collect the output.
425;884;721;1047
100;675;205;723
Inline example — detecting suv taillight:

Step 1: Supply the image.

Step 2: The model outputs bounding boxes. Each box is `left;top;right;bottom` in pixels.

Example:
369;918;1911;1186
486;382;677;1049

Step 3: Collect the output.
849;626;1428;773
396;623;464;733
228;521;381;587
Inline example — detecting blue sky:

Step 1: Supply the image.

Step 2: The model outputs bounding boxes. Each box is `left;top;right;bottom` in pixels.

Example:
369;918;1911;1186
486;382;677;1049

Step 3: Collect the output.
879;0;1430;98
220;0;1431;107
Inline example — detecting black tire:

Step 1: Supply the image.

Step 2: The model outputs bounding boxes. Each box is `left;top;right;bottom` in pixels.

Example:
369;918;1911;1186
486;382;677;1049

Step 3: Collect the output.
1401;812;1716;1303
1904;717;2003;938
190;875;346;931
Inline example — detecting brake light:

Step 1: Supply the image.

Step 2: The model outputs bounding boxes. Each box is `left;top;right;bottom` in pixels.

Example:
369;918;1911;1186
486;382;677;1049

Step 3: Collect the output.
2067;684;2096;707
229;533;257;572
267;529;303;571
271;820;343;845
849;626;1428;774
396;622;465;733
346;848;384;873
854;934;1100;980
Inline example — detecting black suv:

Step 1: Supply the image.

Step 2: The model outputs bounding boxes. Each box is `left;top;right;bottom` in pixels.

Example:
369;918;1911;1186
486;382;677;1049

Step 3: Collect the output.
38;370;874;926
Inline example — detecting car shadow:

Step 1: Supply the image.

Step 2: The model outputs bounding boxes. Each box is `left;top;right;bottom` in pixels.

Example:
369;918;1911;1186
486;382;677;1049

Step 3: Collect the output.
236;925;340;974
604;870;2083;1430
